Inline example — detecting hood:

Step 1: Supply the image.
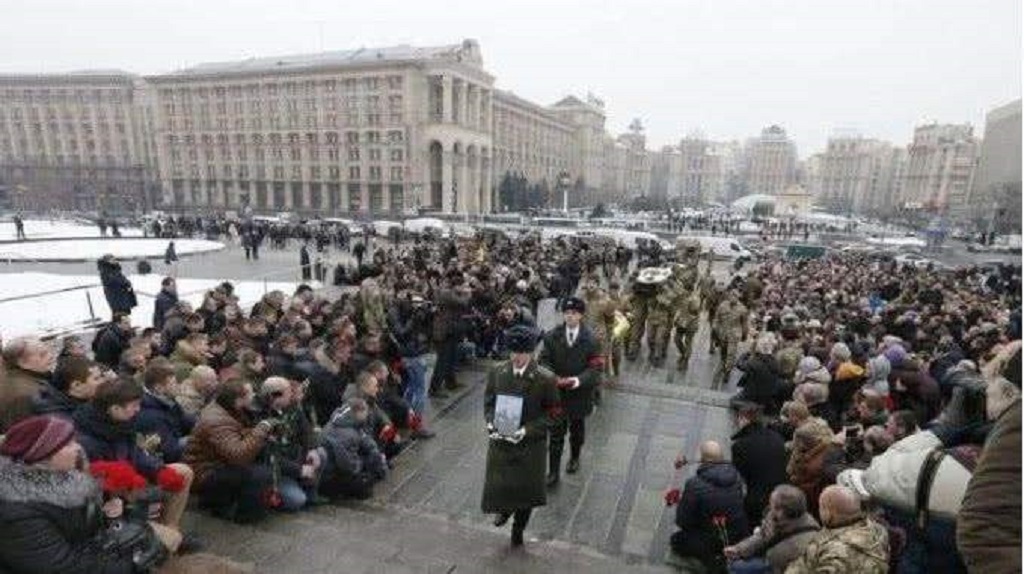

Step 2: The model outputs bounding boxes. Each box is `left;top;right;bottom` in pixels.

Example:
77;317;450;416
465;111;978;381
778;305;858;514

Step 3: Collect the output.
73;404;134;442
835;361;866;381
697;462;741;488
867;355;891;383
800;367;832;385
0;456;100;509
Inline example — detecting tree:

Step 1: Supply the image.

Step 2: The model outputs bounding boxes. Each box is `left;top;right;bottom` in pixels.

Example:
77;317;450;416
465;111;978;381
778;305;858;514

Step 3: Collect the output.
590;203;610;219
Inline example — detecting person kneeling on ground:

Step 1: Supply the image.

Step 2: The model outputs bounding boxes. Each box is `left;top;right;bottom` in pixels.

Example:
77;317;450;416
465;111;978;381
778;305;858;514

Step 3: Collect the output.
256;377;321;511
184;379;276;523
724;484;820;574
0;415;169;573
785;485;889;574
665;440;751;572
317;397;388;500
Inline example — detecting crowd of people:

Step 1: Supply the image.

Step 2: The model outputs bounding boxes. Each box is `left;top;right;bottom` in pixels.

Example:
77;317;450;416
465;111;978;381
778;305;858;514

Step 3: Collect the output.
662;253;1021;573
0;219;1019;573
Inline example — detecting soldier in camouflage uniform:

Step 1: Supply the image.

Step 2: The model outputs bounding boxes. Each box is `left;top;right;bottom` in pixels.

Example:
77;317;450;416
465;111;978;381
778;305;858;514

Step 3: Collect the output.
645;276;677;368
786;485;889;574
578;274;617;377
712;289;748;388
624;275;655;362
703;276;725;355
669;240;703;372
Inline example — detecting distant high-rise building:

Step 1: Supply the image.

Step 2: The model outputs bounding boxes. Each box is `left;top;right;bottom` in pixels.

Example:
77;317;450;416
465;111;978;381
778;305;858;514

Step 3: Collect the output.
550;94;607;206
0;71;159;212
603;119;649;200
676;136;739;205
744;125;797;195
900;123;979;216
648;145;681;201
969;99;1021;232
816;136;904;215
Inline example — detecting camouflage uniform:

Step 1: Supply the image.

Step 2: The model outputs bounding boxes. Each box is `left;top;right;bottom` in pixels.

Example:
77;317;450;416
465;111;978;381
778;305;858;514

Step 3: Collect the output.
703;281;725;354
672;283;702;372
645;282;676;367
712;294;748;388
785;518;889;574
624;284;654;361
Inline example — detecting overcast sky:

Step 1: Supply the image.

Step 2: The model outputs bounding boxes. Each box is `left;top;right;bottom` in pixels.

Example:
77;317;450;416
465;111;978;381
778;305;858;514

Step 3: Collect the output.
2;0;1019;154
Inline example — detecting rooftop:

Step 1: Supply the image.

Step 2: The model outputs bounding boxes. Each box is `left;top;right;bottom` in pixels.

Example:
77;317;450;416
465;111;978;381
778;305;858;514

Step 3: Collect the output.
163;40;484;78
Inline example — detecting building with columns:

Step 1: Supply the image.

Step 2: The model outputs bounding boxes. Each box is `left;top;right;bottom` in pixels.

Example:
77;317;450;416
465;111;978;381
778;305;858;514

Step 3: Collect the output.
0;71;159;212
549;95;608;206
146;39;494;215
491;89;574;208
744;125;797;196
648;145;682;201
900;123;978;215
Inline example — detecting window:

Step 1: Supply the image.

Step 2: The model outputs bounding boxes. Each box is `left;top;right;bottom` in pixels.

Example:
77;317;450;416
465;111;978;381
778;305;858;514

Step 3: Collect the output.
290;148;301;161
390;149;404;162
369;166;381;181
369;148;381;161
387;130;404;144
346;131;359;143
273;166;285;180
310;166;321;180
329;166;340;180
390;166;404;181
349;166;360;180
367;114;381;126
366;131;380;144
348;147;360;161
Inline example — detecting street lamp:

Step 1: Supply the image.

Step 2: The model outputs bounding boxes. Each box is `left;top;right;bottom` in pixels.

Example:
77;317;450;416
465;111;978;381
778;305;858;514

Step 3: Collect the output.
557;171;571;214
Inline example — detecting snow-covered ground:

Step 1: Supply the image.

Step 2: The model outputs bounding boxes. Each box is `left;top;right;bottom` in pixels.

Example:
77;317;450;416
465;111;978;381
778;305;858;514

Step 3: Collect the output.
0;272;313;338
0;219;143;241
0;238;224;262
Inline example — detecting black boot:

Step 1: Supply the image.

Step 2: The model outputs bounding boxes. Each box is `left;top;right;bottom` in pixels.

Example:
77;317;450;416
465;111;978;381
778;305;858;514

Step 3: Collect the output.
493;512;511;527
511;528;524;547
546;471;560;487
566;458;580;474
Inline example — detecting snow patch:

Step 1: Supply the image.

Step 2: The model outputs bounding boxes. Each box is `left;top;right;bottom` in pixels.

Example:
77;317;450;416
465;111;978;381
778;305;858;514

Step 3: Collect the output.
0;220;143;241
0;238;224;262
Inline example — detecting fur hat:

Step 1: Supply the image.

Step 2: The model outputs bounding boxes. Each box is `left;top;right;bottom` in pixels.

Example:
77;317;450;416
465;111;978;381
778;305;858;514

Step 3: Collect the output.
504;325;539;354
0;416;75;464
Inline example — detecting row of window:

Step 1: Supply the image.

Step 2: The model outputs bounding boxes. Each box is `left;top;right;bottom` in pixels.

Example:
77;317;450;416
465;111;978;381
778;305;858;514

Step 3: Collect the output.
0;88;130;105
164;112;404;130
163;94;404;116
166;130;404;146
169;164;406;182
159;76;404;102
171;181;405;213
168;146;405;162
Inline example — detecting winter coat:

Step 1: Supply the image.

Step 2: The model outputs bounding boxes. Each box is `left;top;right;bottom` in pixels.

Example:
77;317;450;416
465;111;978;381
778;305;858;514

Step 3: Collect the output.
183;401;271;487
788;440;846;519
733;511;820;574
0;365;51;432
135;391;196;463
73;404;162;481
957;399;1022;574
737;353;783;411
319;405;386;486
480;360;559;513
295;356;350;426
674;462;751;562
32;383;87;420
0;456;135;574
169;343;208;384
891;367;942;426
431;288;471;342
538;324;603;420
856;430;977;522
784;517;889;574
153;289;178;330
98;259;137;314
92;323;131;369
732;422;789;522
256;403;315;480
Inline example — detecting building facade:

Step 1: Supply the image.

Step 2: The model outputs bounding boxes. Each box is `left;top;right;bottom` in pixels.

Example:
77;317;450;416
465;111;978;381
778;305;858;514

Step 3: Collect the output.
146;40;494;215
816;136;905;215
969;99;1021;232
647;145;681;201
0;71;159;212
900;123;978;216
745;125;797;196
550;95;607;206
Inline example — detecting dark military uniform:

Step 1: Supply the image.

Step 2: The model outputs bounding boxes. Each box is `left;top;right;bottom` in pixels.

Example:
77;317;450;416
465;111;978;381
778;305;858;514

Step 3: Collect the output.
539;323;603;481
481;360;559;515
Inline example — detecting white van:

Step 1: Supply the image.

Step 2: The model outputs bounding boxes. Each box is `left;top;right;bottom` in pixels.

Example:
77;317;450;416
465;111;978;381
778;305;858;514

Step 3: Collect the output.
689;236;753;261
371;220;403;235
404;217;448;236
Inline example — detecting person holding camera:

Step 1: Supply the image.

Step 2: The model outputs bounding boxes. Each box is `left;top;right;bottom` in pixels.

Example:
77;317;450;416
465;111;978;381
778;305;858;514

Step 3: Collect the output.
388;291;434;419
317;397;388;501
256;377;320;511
184;379;276;523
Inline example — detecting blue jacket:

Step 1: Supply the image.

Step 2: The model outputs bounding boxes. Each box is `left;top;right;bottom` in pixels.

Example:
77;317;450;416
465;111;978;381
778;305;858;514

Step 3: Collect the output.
73;405;162;481
153;289;178;330
134;391;196;463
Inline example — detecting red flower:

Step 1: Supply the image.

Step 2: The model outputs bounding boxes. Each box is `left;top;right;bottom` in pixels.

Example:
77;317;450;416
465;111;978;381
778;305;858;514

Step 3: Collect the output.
261;487;282;509
89;461;147;495
156;466;187;493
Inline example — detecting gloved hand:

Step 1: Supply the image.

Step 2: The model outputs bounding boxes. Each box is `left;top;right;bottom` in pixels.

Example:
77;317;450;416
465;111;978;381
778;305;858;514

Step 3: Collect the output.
378;424;398;444
504;427;526;444
664;488;681;507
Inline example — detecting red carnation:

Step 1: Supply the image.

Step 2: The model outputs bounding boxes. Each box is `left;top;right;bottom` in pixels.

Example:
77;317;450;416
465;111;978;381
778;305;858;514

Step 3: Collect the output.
89;461;147;495
156;466;186;493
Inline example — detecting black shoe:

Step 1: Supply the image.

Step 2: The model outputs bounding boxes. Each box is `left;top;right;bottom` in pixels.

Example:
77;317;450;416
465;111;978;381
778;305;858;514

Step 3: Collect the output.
546;472;560;487
493;512;511;527
566;458;580;474
177;532;205;555
411;428;436;440
511;529;524;547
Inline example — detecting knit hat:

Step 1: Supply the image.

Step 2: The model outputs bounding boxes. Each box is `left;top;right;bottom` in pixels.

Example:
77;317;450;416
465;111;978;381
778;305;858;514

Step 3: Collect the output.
505;325;539;354
0;415;76;464
883;345;909;368
797;356;822;375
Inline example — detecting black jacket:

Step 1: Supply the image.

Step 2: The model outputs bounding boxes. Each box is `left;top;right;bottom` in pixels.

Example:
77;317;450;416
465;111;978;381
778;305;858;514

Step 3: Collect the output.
731;422;788;522
134;391;196;463
736;353;783;411
539;324;603;420
97;259;137;314
74;405;163;481
0;457;136;574
152;289;178;330
32;383;87;420
675;462;751;563
92;324;131;369
320;405;386;484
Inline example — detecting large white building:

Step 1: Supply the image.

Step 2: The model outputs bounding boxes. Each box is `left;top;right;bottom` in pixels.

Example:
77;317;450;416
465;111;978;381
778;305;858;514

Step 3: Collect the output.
147;40;495;215
815;136;905;215
900;123;978;215
745;125;797;196
969;99;1021;231
0;71;160;212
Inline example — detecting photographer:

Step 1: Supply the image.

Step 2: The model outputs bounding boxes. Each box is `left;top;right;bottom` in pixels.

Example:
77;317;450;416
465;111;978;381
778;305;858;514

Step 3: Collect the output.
317;397;388;500
388;291;434;419
256;377;320;511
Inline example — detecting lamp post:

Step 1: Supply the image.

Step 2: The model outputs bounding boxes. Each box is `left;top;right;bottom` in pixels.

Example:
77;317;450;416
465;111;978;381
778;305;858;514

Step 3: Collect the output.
557;171;571;214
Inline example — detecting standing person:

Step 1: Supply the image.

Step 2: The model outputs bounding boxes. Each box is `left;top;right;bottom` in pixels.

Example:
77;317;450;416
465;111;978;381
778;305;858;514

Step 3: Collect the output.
242;231;253;261
153;277;179;330
481;325;559;547
352;240;366;268
300;243;311;281
428;277;471;398
164;240;178;272
13;213;25;240
730;402;788;523
97;255;137;318
713;289;748;388
538;297;603;486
